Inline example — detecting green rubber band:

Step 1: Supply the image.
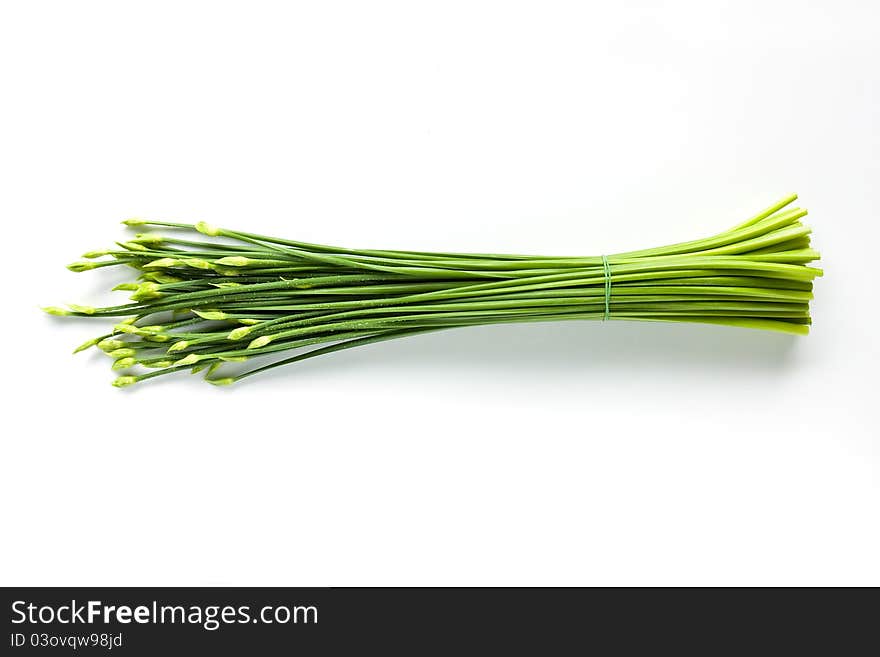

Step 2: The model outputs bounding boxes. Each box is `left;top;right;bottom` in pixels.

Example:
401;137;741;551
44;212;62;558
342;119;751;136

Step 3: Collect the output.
601;255;611;320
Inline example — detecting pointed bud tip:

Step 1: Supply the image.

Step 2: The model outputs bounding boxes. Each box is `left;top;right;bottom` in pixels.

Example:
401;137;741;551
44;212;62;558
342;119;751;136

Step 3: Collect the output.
42;306;71;316
98;338;125;352
130;282;163;301
112;375;138;388
144;360;174;369
146;272;182;284
108;348;136;359
175;354;201;366
143;257;180;269
132;232;164;244
67;261;98;272
248;336;273;349
67;304;96;315
73;337;101;354
182;258;213;270
193;309;229;320
207;377;236;386
120;241;148;252
122;218;148;226
195;221;221;236
215;256;251;267
227;326;253;340
114;323;140;334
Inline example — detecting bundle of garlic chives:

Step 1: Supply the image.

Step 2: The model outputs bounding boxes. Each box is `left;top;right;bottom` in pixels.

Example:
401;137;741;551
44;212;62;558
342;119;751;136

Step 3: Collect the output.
44;194;821;387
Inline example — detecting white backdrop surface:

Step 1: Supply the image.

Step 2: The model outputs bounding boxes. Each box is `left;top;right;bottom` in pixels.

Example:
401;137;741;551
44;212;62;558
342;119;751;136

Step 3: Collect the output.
1;1;877;585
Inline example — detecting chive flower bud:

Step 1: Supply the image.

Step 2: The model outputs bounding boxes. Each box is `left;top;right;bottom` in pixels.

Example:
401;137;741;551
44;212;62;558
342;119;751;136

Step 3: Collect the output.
67;261;98;272
73;337;102;354
193;309;229;320
143;257;180;269
215;256;251;267
130;282;163;301
227;326;253;340
181;258;213;270
120;241;148;251
108;348;137;359
111;356;136;370
195;221;221;236
175;354;201;366
97;338;126;352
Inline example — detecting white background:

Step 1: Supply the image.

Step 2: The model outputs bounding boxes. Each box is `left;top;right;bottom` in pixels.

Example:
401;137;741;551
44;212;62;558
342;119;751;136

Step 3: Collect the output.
1;1;877;586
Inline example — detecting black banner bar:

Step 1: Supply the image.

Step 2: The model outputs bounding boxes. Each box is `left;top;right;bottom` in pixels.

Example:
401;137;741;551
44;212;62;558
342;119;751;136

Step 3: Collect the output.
1;587;874;654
